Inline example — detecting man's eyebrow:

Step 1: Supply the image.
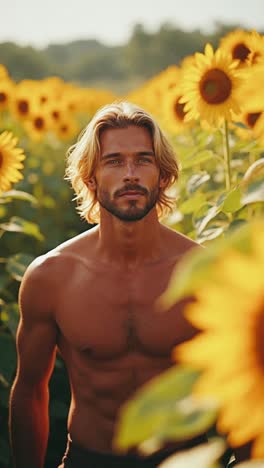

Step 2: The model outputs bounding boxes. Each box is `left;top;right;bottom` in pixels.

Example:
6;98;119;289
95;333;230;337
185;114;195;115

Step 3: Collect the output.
101;151;155;161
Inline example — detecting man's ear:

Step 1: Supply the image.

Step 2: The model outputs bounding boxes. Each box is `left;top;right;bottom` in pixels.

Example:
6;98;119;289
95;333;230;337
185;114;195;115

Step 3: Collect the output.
86;177;97;191
159;174;168;189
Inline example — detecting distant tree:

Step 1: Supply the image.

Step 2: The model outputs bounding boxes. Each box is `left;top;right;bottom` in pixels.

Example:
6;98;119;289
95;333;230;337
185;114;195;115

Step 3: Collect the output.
0;42;52;81
1;22;262;89
69;46;127;82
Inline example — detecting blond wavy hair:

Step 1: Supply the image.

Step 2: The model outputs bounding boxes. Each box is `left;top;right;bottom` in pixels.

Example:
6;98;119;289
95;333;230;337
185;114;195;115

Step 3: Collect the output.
65;101;179;224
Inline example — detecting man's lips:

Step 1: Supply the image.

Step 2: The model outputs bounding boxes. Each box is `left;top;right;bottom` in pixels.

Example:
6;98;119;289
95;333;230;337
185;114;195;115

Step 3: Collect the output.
119;191;144;198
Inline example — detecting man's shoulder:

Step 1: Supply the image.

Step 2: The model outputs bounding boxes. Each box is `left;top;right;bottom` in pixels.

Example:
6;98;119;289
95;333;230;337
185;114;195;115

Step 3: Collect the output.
162;225;203;257
24;227;97;282
50;225;98;257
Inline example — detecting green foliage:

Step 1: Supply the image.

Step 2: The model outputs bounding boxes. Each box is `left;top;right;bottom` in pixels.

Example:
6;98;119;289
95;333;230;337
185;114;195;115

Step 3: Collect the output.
160;219;257;308
0;42;52;80
0;127;87;468
115;366;218;452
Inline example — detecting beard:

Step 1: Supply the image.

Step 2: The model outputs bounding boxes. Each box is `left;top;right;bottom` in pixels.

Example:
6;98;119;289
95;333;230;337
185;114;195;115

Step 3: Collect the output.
97;184;160;222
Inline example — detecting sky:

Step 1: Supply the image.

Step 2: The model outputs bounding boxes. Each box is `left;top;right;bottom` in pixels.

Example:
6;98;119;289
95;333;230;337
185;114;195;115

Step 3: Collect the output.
4;0;264;48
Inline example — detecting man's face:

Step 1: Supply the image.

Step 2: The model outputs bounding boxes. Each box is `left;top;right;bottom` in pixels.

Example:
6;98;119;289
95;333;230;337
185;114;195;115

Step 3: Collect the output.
91;125;165;222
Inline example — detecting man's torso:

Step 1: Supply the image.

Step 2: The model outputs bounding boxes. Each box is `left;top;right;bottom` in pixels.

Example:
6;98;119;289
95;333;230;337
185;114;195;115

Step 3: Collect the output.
45;226;200;454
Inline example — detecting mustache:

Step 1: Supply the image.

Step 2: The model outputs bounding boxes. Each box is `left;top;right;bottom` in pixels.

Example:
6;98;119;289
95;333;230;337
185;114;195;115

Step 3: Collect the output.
115;185;148;197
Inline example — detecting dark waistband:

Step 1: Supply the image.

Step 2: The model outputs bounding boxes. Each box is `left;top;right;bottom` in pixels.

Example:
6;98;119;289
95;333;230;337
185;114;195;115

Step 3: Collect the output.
63;435;179;468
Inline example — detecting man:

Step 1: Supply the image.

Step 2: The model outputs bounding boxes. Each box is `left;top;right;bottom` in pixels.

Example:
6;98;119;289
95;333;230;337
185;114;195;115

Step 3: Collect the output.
9;102;204;468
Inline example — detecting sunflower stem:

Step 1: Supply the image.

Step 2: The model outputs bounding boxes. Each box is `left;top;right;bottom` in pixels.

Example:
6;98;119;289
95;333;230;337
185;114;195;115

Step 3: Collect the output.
223;120;232;191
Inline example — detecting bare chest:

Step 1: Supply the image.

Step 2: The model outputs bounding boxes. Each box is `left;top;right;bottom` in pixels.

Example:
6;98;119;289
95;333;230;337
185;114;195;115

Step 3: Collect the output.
55;262;195;359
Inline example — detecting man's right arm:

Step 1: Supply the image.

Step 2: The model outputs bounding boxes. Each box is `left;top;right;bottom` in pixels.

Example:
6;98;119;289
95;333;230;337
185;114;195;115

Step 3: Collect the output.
9;255;59;468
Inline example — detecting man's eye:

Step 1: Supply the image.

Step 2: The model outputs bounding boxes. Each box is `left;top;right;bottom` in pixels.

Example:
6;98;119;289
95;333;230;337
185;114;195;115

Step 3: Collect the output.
108;159;121;164
138;157;152;163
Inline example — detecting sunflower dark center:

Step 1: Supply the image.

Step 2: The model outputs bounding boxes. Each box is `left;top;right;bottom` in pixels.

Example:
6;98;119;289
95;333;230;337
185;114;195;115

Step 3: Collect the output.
0;92;7;103
40;96;48;104
34;117;44;129
61;125;68;133
255;304;264;368
246;112;261;128
200;68;232;104
18;99;29;115
0;151;3;169
174;98;186;121
233;43;251;61
251;52;261;65
52;110;60;120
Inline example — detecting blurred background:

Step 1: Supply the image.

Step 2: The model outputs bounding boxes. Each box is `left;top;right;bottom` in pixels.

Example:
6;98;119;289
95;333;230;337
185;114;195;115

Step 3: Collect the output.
2;0;264;93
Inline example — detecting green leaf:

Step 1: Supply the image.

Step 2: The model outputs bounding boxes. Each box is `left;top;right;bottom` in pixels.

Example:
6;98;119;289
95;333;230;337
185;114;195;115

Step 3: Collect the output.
115;366;218;451
181;150;215;170
0;216;44;241
241;180;264;205
242;158;264;184
197;226;225;243
0;333;17;384
194;205;221;235
3;303;20;338
187;173;211;194
221;187;243;213
159;220;258;307
159;438;225;468
180;194;207;214
6;253;34;281
0;190;38;206
0;272;10;292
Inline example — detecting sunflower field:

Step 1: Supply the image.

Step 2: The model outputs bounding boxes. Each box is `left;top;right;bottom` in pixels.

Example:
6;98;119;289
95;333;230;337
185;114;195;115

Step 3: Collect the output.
1;28;264;467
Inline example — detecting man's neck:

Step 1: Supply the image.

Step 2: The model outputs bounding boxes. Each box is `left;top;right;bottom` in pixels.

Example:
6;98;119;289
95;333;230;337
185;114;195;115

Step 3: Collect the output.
96;208;164;270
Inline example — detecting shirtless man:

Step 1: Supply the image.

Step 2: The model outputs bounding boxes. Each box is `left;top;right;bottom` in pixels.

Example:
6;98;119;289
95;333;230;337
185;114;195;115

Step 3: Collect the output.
9;102;204;468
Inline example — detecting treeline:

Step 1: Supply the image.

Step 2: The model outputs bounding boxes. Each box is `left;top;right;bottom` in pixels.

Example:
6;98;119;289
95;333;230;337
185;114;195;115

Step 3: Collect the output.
0;22;261;92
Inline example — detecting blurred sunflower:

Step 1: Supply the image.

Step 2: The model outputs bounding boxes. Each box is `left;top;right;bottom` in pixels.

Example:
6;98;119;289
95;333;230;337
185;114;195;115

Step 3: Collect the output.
220;29;253;67
174;220;264;458
54;116;79;141
253;113;264;147
179;43;242;126
0;64;9;80
247;30;264;65
10;81;40;122
163;87;193;134
234;109;263;142
0;131;25;193
234;63;264;143
23;101;54;141
0;78;15;112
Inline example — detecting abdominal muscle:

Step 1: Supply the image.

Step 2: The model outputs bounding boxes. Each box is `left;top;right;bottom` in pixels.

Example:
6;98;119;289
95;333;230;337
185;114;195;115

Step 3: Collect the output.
60;343;172;454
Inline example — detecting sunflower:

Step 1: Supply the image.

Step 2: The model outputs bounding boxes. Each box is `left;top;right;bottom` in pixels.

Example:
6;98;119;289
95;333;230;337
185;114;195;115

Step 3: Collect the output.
174;220;264;458
247;31;264;65
23;103;53;142
163;87;194;134
220;29;253;67
233;63;264;143
10;81;39;122
0;78;15;112
53;116;79;141
0;64;9;80
179;43;242;126
0;131;25;193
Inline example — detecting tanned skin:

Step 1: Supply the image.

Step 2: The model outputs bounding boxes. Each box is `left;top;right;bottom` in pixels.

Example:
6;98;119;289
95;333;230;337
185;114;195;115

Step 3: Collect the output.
10;126;208;468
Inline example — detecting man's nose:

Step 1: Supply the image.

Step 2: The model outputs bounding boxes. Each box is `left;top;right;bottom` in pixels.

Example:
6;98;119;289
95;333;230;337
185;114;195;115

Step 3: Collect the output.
123;162;139;182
